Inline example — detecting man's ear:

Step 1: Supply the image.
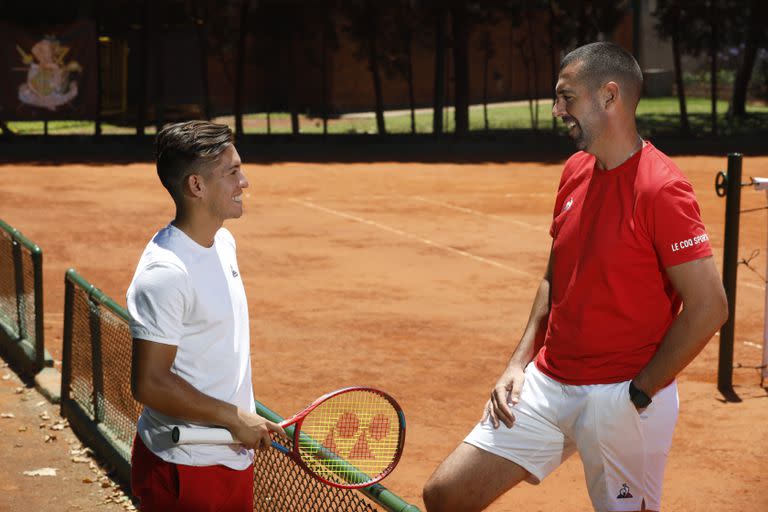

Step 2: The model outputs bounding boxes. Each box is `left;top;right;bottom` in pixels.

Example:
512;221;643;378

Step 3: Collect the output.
602;81;619;110
185;173;205;199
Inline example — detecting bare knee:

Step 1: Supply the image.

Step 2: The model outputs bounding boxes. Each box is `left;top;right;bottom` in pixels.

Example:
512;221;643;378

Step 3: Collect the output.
423;473;468;512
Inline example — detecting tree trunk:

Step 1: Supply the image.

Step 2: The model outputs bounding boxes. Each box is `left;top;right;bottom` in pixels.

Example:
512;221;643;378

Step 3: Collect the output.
729;0;761;118
482;33;490;132
432;8;446;135
194;0;212;120
406;29;416;134
577;0;587;46
321;21;328;136
709;2;718;136
549;0;558;132
451;5;469;135
234;0;250;137
526;10;540;131
671;5;689;135
136;0;149;136
94;0;102;138
368;30;386;134
153;11;165;133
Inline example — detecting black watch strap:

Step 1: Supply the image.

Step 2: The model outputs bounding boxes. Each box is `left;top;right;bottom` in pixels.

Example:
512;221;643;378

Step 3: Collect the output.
629;381;652;408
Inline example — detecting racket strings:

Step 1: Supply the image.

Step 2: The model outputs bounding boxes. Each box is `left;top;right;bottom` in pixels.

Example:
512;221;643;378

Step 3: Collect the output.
297;390;402;485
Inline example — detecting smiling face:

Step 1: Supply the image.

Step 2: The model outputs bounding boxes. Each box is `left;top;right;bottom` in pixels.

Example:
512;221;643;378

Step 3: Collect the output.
553;62;607;152
199;144;249;222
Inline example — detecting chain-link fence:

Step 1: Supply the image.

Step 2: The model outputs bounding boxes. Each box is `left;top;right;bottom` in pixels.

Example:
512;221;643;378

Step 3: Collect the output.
61;268;418;511
0;219;51;376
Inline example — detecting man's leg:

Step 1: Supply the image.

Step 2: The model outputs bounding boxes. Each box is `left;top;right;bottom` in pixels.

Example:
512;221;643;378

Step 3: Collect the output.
131;435;180;511
423;442;529;512
575;381;679;512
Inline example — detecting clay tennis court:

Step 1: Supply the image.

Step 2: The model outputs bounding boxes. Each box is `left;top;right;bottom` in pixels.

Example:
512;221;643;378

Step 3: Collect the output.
1;153;767;511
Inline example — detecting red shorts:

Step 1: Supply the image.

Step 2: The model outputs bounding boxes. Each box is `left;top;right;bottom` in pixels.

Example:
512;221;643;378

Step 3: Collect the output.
131;435;253;512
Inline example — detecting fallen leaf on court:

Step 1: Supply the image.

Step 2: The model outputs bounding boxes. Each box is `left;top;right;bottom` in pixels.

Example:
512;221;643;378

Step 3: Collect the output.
2;373;11;380
71;456;90;463
51;421;66;431
1;412;15;419
18;426;27;432
101;481;112;488
82;477;94;484
35;401;46;407
44;434;57;443
39;411;51;420
23;468;57;477
14;387;24;394
39;422;47;429
14;442;23;448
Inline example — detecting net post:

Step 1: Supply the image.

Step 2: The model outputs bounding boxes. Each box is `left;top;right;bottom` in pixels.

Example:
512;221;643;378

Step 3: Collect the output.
718;152;742;401
11;240;27;340
61;270;76;409
32;248;45;371
764;189;768;389
88;291;105;423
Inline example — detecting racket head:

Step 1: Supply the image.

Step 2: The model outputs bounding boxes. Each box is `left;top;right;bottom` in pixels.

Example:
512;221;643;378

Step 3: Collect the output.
287;387;406;489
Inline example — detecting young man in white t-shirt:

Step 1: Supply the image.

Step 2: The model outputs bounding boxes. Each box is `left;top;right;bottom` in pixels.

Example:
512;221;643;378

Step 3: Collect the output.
127;121;285;511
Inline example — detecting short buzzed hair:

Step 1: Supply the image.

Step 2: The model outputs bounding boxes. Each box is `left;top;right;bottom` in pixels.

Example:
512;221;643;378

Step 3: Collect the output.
560;42;643;107
155;120;234;202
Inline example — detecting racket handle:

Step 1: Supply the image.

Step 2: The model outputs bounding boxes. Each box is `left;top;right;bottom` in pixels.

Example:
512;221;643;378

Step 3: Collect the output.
270;440;290;454
172;426;292;454
171;426;236;445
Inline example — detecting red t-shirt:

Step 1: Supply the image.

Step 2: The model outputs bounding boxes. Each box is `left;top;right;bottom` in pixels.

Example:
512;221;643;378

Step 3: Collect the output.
535;142;712;384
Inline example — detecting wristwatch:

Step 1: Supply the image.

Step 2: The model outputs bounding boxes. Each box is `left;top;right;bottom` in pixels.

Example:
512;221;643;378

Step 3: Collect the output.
628;381;652;409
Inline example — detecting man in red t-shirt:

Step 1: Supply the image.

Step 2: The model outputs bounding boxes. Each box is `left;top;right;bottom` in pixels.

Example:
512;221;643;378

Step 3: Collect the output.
423;42;728;512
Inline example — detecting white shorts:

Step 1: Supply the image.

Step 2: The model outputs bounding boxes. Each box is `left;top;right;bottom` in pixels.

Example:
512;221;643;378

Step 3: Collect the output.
464;362;679;512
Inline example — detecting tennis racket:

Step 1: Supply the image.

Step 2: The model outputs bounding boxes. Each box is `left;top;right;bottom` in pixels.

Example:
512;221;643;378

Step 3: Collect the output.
171;386;406;489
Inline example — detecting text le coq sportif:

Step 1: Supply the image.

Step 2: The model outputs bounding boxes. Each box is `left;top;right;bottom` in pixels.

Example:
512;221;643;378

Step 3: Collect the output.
671;233;709;252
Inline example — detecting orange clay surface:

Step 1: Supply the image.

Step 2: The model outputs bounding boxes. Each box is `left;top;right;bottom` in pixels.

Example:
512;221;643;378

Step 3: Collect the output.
1;155;767;511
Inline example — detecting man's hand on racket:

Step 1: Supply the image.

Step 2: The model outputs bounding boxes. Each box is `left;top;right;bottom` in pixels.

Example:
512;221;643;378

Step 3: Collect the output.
230;410;286;450
484;363;526;429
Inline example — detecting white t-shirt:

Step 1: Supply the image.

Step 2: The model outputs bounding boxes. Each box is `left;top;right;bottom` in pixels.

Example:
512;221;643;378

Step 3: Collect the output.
126;224;254;470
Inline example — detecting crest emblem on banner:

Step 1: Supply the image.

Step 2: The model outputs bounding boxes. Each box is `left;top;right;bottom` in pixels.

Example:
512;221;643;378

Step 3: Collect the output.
16;36;82;111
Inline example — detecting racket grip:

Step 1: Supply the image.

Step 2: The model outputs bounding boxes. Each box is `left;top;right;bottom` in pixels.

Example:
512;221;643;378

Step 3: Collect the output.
172;426;237;445
270;440;290;454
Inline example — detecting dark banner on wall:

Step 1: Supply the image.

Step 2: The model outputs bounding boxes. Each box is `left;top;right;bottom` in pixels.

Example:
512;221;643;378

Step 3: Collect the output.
0;20;97;121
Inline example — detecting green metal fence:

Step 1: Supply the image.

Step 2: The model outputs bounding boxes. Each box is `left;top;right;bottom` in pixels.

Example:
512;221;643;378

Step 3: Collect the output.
61;268;419;511
0;219;52;376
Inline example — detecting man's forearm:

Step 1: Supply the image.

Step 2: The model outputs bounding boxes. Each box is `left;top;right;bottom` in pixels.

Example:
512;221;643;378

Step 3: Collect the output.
633;301;727;396
134;371;240;429
509;276;550;368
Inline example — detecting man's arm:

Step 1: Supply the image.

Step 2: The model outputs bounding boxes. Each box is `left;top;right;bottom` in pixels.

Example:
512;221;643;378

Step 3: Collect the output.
487;246;553;428
632;256;728;397
131;339;285;449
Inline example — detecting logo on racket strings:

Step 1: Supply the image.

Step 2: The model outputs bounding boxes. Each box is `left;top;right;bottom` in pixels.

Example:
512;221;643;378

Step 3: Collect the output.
320;412;391;460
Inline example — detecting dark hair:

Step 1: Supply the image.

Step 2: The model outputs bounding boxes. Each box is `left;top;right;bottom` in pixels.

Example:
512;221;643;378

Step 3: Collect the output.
560;42;643;106
155;121;234;202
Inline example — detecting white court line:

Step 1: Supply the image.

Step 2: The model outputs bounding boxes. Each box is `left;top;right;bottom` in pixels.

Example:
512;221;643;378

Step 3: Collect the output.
743;341;764;349
290;198;535;278
410;195;544;231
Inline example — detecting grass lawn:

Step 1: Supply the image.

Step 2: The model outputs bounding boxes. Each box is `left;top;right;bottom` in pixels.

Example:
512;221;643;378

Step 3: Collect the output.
6;97;768;136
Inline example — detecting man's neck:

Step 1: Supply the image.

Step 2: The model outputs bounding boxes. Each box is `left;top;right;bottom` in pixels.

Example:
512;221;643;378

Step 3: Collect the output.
592;130;644;170
172;210;221;248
